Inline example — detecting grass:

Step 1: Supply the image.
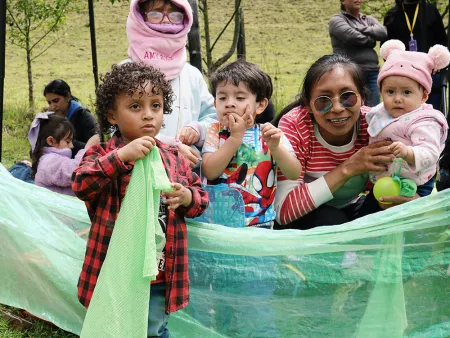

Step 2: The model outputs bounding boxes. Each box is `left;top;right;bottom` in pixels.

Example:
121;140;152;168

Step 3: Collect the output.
0;0;388;336
2;0;387;169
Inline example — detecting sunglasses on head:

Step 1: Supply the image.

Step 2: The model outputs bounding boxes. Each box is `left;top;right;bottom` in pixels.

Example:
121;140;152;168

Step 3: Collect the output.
312;91;358;114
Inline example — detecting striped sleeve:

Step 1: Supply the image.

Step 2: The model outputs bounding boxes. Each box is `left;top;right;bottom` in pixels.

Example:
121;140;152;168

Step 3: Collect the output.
274;108;333;225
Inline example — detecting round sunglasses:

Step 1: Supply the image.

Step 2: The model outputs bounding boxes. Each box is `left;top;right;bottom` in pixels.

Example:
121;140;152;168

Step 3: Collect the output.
145;11;184;24
312;91;359;114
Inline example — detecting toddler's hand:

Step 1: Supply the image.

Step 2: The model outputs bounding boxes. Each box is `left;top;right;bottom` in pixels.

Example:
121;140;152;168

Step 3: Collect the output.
228;113;247;139
85;134;100;149
177;143;200;168
163;183;192;210
261;123;282;151
390;141;408;159
117;136;156;163
178;126;200;146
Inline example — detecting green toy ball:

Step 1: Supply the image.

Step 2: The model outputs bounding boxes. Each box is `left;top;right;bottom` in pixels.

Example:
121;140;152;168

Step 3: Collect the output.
373;176;401;204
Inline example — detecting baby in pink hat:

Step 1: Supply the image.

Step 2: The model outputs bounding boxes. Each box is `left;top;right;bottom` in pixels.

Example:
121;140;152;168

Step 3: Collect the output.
365;39;449;204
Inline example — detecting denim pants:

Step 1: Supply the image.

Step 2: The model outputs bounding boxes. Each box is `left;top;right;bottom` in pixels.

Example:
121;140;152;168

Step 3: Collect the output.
148;282;170;338
364;71;380;107
8;163;34;184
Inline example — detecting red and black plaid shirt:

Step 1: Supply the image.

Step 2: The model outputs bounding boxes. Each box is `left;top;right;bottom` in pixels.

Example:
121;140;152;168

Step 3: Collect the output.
72;135;208;313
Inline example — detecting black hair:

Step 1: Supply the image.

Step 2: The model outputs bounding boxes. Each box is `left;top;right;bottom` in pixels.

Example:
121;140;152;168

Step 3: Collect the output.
273;54;367;126
210;60;273;123
395;0;422;6
31;114;75;179
43;79;79;102
95;62;174;135
211;60;273;102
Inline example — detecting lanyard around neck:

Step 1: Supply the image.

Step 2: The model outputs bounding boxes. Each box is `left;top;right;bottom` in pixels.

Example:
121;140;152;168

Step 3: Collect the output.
402;3;420;39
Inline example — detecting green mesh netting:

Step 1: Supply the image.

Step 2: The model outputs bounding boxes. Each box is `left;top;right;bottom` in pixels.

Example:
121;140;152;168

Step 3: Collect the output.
0;158;449;337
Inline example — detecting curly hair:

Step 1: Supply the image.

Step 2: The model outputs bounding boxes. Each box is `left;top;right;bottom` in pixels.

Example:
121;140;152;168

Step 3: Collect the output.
96;62;174;134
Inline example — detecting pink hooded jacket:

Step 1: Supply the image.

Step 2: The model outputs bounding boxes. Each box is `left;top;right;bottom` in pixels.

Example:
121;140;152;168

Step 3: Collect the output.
126;0;193;80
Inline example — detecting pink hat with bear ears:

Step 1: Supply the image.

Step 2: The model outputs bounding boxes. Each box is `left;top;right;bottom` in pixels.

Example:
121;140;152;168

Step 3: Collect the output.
377;39;450;93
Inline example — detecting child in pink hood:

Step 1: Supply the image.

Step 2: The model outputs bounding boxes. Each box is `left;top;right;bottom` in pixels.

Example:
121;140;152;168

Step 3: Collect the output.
359;39;450;215
29;113;99;196
125;0;217;167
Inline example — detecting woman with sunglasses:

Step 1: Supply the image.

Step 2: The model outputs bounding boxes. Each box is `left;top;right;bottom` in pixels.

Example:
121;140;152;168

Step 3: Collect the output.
124;0;216;167
272;54;394;230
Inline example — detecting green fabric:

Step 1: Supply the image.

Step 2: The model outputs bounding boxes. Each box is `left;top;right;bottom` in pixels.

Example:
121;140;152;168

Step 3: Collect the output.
357;233;407;337
0;161;450;337
397;177;417;197
392;159;418;197
80;147;172;338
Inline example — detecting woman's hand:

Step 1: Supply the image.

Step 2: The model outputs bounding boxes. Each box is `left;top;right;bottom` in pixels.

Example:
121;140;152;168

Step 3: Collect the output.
178;143;200;168
341;140;394;178
378;194;420;209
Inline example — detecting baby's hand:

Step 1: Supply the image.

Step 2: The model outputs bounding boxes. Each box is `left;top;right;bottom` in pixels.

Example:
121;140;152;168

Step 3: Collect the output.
261;123;282;151
178;126;200;146
390;141;408;159
163;183;192;210
117;136;156;163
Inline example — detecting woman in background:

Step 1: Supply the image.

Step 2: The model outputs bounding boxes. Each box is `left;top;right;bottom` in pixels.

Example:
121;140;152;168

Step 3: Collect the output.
329;0;387;107
44;79;98;156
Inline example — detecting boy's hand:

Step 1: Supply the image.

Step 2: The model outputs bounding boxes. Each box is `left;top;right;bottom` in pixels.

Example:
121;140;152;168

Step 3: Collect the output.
261;123;282;151
163;183;192;210
390;141;408;159
117;136;156;163
229;106;253;140
178;126;200;146
228;113;247;139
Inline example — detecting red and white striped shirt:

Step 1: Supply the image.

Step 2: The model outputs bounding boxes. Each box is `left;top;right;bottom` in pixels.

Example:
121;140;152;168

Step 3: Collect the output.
275;106;369;225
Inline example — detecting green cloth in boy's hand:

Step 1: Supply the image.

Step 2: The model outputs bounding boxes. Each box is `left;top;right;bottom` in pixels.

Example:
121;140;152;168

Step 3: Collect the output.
80;146;172;338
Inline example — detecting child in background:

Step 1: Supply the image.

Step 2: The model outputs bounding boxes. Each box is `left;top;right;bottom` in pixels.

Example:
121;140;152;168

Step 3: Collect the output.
125;0;217;167
72;62;208;337
202;61;302;228
360;39;449;215
29;113;99;196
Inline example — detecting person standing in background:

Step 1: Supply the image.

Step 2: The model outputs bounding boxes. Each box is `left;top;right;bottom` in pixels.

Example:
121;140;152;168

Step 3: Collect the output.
383;0;448;110
329;0;387;107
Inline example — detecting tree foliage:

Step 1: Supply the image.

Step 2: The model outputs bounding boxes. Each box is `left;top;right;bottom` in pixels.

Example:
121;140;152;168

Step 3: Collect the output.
6;0;80;107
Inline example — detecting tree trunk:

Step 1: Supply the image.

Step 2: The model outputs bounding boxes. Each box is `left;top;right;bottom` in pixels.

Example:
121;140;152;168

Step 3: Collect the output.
187;0;202;72
26;46;33;108
237;8;246;60
210;0;241;73
202;0;212;75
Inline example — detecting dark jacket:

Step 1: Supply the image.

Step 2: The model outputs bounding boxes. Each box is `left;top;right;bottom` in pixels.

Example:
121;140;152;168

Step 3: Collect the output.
69;106;98;156
383;1;447;53
329;11;387;72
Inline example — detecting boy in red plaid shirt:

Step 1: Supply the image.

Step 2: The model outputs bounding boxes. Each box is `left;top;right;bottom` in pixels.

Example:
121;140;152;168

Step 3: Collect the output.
72;62;208;337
